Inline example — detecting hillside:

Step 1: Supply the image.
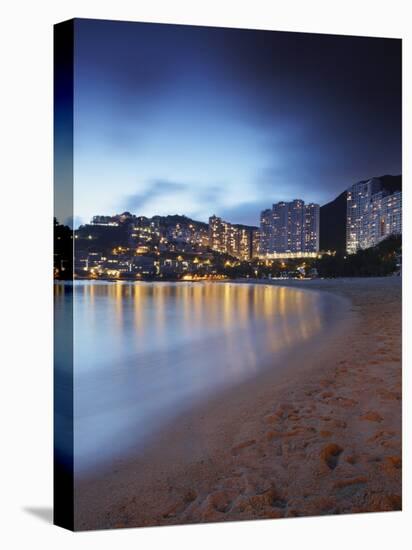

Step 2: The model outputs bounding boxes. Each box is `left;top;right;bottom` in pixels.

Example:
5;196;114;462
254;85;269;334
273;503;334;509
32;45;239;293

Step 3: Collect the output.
320;190;347;253
152;214;208;230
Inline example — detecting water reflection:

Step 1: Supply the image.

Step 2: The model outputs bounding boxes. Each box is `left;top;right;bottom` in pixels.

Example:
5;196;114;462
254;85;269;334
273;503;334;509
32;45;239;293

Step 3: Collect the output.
54;281;341;475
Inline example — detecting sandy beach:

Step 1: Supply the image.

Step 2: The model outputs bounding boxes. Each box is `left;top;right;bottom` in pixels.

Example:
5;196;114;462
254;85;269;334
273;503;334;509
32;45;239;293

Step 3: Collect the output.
74;277;402;530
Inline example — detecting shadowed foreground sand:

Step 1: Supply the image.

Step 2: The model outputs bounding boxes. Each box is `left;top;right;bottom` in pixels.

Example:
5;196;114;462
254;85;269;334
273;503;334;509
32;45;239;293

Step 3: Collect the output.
75;277;401;530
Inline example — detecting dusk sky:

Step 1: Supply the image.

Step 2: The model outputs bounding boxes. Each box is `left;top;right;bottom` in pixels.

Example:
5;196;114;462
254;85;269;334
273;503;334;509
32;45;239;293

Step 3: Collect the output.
70;18;401;228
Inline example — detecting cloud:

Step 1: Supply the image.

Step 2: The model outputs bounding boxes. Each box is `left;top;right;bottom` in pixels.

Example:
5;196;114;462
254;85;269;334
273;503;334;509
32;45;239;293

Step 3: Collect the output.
218;201;267;227
195;185;224;204
122;179;228;219
123;179;186;213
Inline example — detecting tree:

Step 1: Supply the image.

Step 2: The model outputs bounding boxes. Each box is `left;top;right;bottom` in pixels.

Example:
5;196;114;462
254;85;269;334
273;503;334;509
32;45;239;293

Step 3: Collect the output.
316;235;400;278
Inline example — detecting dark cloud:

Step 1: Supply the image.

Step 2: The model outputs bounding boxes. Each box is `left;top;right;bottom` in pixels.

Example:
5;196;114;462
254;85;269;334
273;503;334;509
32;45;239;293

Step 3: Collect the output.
75;20;401;224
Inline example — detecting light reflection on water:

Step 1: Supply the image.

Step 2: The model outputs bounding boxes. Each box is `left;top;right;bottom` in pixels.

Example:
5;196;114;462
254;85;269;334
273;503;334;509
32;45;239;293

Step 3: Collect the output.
54;281;339;475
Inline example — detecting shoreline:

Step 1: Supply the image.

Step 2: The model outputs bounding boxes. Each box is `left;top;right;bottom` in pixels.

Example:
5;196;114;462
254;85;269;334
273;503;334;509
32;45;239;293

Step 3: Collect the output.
75;277;401;530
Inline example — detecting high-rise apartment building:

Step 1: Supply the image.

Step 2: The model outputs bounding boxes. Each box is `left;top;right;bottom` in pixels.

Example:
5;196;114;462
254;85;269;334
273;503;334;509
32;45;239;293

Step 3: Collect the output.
304;202;320;252
346;178;402;254
208;215;258;260
259;200;320;257
259;209;273;255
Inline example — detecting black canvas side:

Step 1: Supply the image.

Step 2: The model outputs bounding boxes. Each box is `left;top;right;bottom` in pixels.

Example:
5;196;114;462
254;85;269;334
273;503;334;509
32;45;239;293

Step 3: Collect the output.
53;18;74;532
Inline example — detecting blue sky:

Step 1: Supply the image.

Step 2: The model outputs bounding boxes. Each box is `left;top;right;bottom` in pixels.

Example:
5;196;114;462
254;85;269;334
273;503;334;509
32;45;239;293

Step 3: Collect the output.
67;19;401;228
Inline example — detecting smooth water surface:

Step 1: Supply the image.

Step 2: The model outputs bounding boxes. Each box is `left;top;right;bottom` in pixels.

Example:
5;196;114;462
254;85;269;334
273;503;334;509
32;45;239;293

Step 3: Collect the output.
54;281;344;474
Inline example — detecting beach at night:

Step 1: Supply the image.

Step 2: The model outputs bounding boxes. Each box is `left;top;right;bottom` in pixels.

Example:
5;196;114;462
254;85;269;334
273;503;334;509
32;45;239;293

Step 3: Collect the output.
73;276;401;529
52;18;402;533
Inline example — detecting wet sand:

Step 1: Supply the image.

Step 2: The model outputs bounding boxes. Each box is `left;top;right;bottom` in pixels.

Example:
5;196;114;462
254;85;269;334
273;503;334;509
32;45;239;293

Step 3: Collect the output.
75;277;401;530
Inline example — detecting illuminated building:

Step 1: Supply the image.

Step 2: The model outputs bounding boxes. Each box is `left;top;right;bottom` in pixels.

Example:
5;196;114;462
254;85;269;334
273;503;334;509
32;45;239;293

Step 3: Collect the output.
346;178;402;254
209;215;227;254
91;215;119;227
91;212;135;227
259;200;320;257
234;225;259;261
208;215;258;260
131;256;157;277
304;202;320;252
259;209;272;255
164;222;209;249
129;216;160;249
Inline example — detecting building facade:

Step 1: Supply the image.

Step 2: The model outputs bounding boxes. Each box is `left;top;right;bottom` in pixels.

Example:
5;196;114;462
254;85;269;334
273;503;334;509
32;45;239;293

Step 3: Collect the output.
346;178;402;254
208;215;258;260
259;209;273;255
304;202;320;252
259;200;320;257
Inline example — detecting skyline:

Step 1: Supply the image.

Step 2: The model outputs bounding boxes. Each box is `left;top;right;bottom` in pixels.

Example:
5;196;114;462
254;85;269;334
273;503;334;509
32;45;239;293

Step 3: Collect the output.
57;19;401;228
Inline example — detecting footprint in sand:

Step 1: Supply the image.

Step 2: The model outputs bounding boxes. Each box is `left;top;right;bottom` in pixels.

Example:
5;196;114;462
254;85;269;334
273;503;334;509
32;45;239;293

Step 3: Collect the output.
264;413;281;424
385;456;402;469
161;488;199;519
367;429;395;443
231;439;256;455
206;490;235;513
334;396;358;408
320;443;343;470
361;411;383;423
319;379;334;388
321;391;334;400
378;389;400;401
248;487;287;513
333;476;367;490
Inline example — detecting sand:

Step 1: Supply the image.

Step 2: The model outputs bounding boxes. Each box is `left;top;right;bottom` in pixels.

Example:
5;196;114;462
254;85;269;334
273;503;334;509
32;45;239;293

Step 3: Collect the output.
74;277;402;530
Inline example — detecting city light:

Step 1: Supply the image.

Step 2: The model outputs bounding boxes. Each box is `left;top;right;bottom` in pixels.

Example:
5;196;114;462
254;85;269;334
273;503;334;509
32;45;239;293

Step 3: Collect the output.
55;182;401;282
346;178;401;254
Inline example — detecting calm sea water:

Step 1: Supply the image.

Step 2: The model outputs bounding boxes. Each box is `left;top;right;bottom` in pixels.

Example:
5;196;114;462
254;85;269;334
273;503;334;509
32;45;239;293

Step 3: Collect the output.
54;281;344;475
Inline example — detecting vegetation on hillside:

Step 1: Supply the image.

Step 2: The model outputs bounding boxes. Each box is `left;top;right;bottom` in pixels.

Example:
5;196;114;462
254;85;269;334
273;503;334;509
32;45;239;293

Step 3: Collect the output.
316;235;401;278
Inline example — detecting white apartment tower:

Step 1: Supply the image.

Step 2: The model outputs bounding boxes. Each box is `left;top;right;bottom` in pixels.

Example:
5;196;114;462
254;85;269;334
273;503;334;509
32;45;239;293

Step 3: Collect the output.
346;178;402;254
259;200;320;256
